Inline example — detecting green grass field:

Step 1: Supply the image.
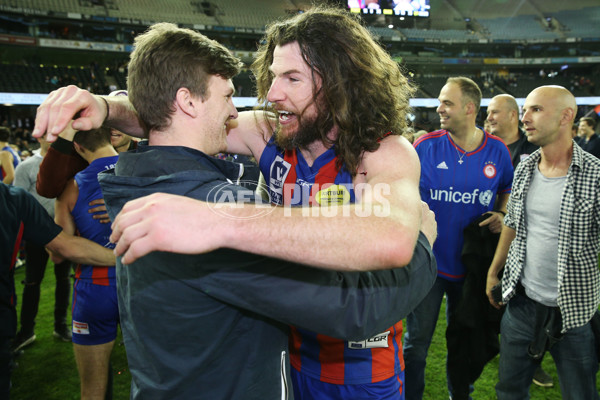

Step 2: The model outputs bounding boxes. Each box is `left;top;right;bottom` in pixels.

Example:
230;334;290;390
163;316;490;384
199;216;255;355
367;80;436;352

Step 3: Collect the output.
9;261;595;399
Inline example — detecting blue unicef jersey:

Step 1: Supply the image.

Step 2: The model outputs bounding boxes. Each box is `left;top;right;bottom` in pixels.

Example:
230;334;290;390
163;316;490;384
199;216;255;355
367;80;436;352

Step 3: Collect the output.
414;129;513;281
72;155;118;286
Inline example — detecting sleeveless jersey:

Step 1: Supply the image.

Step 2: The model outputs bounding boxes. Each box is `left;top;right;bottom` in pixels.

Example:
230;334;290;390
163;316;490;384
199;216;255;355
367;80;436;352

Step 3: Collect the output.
259;136;404;385
414;129;513;281
72;155;119;286
1;145;21;182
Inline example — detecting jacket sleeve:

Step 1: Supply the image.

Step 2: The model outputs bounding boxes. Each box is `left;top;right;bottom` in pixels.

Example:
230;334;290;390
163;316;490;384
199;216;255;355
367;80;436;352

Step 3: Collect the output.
36;137;88;198
195;231;436;341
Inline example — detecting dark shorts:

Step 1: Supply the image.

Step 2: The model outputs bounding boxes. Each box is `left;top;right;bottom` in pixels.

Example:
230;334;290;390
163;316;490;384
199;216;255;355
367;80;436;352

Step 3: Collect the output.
71;280;119;345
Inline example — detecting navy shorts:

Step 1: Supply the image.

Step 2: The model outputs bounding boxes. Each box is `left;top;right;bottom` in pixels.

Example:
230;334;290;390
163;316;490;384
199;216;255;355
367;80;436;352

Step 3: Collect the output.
71;280;119;346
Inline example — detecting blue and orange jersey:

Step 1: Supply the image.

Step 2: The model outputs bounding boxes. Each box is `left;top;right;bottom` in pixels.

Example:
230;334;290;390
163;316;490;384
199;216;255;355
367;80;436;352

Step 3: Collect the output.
414;129;513;281
260;136;404;384
259;137;356;206
72;155;118;286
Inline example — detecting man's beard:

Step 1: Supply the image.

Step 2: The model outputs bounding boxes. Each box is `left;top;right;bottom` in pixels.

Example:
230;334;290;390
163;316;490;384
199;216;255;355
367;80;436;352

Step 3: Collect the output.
274;111;331;151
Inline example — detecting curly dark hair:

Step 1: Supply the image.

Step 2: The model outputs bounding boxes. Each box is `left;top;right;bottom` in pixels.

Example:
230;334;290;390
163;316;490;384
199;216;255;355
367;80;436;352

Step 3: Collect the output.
252;6;416;175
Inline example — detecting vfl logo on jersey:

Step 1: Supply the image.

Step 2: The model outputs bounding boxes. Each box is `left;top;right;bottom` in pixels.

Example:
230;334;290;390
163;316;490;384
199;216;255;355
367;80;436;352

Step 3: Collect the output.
483;162;497;179
315;184;351;205
430;187;494;206
348;330;390;349
268;156;292;205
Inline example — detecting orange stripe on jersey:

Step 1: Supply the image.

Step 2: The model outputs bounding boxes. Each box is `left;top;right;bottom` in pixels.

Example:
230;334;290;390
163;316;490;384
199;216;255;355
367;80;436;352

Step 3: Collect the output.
309;157;340;205
317;334;346;383
396;374;404;395
289;326;303;372
370;321;403;382
282;149;298;206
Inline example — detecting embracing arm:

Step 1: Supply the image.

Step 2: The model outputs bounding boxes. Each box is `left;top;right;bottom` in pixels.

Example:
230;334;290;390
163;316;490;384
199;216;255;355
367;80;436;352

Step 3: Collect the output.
33;85;146;142
222;135;428;270
175;231;436;340
111;136;435;270
51;178;78;263
46;231;115;266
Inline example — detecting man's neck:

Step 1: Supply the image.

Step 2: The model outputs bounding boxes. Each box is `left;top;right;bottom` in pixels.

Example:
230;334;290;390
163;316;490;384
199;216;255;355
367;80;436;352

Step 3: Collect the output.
0;141;7;148
297;128;338;167
81;145;119;164
501;128;521;146
539;137;573;178
298;140;330;167
450;125;482;152
585;131;595;140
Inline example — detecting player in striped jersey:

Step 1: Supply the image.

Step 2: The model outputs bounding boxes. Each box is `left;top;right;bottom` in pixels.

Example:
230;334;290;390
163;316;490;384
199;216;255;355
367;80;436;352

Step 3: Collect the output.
54;127;119;400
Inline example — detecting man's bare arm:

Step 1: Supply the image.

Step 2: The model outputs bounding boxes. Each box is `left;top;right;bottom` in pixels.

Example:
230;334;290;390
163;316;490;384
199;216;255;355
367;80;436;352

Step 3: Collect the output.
111;136;435;270
225;110;275;161
33;85;146;142
46;231;116;266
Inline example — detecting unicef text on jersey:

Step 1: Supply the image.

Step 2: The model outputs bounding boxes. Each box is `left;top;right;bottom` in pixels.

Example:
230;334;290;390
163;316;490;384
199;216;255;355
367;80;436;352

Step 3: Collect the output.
429;187;494;207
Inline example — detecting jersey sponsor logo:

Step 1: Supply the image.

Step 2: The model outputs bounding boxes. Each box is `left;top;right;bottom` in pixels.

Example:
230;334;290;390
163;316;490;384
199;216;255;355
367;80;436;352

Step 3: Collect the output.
348;330;390;349
315;184;351;205
268;156;292;205
483;162;497;179
72;320;90;335
436;161;448;170
429;187;494;206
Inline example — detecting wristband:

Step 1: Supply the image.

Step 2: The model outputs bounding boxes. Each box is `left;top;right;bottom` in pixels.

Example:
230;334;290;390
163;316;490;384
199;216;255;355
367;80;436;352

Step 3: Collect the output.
100;96;110;126
496;210;506;216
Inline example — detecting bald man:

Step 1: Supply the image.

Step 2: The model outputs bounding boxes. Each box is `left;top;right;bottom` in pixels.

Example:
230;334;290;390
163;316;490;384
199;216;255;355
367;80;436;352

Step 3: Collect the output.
487;94;539;168
486;86;600;399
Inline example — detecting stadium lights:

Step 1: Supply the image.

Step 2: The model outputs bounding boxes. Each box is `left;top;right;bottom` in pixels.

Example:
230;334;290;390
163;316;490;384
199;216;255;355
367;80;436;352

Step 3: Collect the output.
1;93;600;108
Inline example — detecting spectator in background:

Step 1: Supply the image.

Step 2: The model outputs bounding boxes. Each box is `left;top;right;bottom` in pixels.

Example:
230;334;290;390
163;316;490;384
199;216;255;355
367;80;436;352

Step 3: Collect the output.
406;77;513;400
487;94;539;169
0;127;20;185
577;117;600;158
487;85;600;400
11;133;72;354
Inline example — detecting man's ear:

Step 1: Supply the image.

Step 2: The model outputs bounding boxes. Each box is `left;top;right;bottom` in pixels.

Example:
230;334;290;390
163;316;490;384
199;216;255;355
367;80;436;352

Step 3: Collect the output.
465;101;476;116
73;141;85;155
176;88;198;118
